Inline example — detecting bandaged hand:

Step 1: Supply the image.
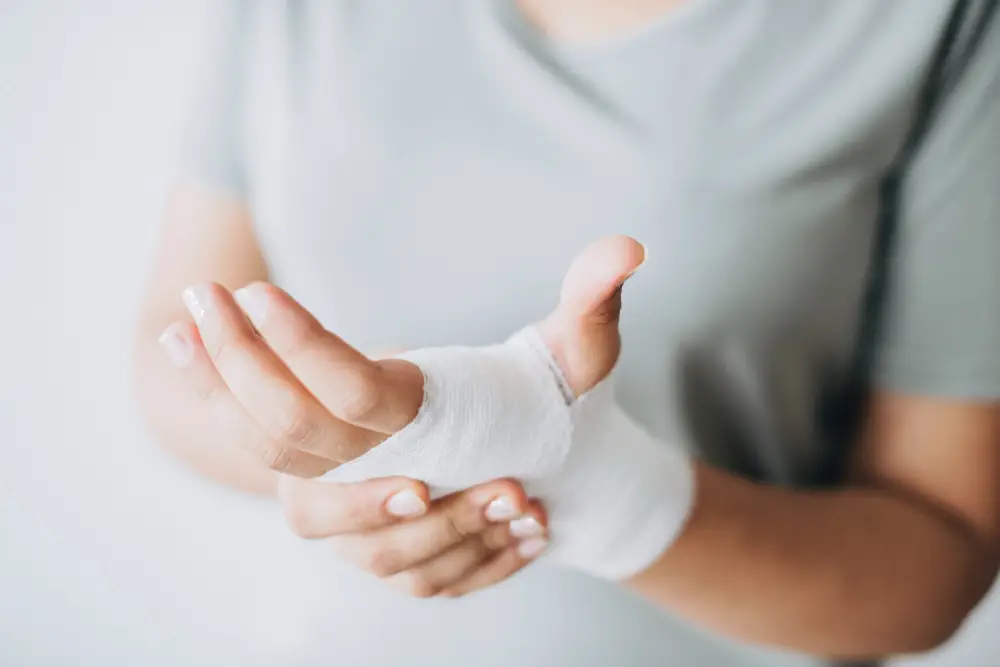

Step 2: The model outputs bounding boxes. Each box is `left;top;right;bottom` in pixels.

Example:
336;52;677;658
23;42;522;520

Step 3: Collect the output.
172;236;693;580
323;236;694;579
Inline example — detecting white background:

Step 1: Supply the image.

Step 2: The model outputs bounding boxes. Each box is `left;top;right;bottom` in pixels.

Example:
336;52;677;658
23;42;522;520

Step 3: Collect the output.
2;2;999;665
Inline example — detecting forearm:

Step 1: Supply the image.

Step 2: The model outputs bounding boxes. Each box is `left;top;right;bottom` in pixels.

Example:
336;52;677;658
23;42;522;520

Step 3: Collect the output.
133;327;276;495
134;182;276;495
628;461;997;658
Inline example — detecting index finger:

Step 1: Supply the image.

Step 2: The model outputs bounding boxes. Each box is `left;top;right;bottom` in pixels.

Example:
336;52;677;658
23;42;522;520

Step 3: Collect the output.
183;282;384;464
159;319;336;478
233;282;423;435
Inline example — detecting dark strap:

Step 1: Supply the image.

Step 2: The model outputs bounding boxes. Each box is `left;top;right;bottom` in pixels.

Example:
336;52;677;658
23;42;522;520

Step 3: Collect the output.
825;0;998;464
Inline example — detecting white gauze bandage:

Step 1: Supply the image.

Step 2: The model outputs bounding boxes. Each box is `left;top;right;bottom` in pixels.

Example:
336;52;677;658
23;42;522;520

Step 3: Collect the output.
323;327;695;580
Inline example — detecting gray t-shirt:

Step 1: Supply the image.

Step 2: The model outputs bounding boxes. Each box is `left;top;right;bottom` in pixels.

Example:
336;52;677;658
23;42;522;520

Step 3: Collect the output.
179;1;1000;665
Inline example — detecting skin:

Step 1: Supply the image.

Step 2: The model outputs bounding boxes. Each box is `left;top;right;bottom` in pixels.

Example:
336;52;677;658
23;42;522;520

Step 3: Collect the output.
631;402;1000;658
138;181;1000;657
516;0;691;42
134;180;275;494
134;0;1000;657
136;179;632;596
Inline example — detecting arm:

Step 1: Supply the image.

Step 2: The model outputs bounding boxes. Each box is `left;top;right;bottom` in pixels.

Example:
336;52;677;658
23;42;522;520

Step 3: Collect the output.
630;16;1000;658
629;395;1000;658
146;263;554;592
132;179;275;494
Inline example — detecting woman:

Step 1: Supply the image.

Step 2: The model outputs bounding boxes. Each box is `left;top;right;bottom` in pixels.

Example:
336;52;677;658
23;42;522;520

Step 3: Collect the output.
135;1;1000;665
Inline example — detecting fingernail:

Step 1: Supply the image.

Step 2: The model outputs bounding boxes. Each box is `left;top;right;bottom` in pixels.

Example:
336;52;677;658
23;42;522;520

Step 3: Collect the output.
158;323;193;368
625;242;646;281
182;285;212;324
485;496;518;522
386;489;427;518
517;538;548;559
509;516;544;539
234;284;268;326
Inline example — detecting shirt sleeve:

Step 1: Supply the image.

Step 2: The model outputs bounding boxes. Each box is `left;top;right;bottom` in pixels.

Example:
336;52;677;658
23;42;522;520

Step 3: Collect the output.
175;0;249;198
872;16;1000;399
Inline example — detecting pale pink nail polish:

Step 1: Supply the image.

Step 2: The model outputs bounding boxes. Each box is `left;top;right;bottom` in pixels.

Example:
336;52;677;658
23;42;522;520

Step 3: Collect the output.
517;538;548;559
509;516;544;539
158;324;194;368
386;490;427;518
234;285;268;326
182;285;212;323
485;496;517;522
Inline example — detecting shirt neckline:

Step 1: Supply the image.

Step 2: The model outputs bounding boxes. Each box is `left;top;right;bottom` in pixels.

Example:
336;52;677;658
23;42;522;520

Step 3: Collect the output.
489;0;722;60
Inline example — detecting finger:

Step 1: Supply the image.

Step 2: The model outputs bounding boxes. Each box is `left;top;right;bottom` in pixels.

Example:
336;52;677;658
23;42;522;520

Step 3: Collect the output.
278;475;429;538
537;236;645;397
558;235;645;321
389;498;549;598
330;479;529;578
384;522;517;598
439;550;548;599
438;544;544;598
506;498;548;541
157;320;334;477
182;283;382;464
234;282;422;435
439;499;549;598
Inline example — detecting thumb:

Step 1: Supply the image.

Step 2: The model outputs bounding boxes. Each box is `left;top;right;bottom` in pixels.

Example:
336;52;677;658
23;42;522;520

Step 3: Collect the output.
537;235;645;397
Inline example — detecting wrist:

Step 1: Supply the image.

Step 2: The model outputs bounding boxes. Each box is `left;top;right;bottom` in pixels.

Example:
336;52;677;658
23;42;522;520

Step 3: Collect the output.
538;386;697;579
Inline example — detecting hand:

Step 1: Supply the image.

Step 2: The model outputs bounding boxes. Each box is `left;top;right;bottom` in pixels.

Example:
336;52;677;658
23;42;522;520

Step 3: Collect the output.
159;281;426;477
277;475;550;598
158;311;550;595
159;235;643;478
158;235;645;588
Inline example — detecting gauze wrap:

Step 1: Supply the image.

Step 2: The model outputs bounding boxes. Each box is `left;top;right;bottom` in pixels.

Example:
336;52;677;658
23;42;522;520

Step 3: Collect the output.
323;327;694;580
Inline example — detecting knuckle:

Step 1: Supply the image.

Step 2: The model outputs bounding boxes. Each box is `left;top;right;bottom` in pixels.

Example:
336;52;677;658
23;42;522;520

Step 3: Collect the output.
210;329;257;367
333;366;381;423
397;572;438;599
441;512;468;545
367;548;403;578
440;499;484;544
278;314;326;359
259;440;296;472
265;404;322;450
